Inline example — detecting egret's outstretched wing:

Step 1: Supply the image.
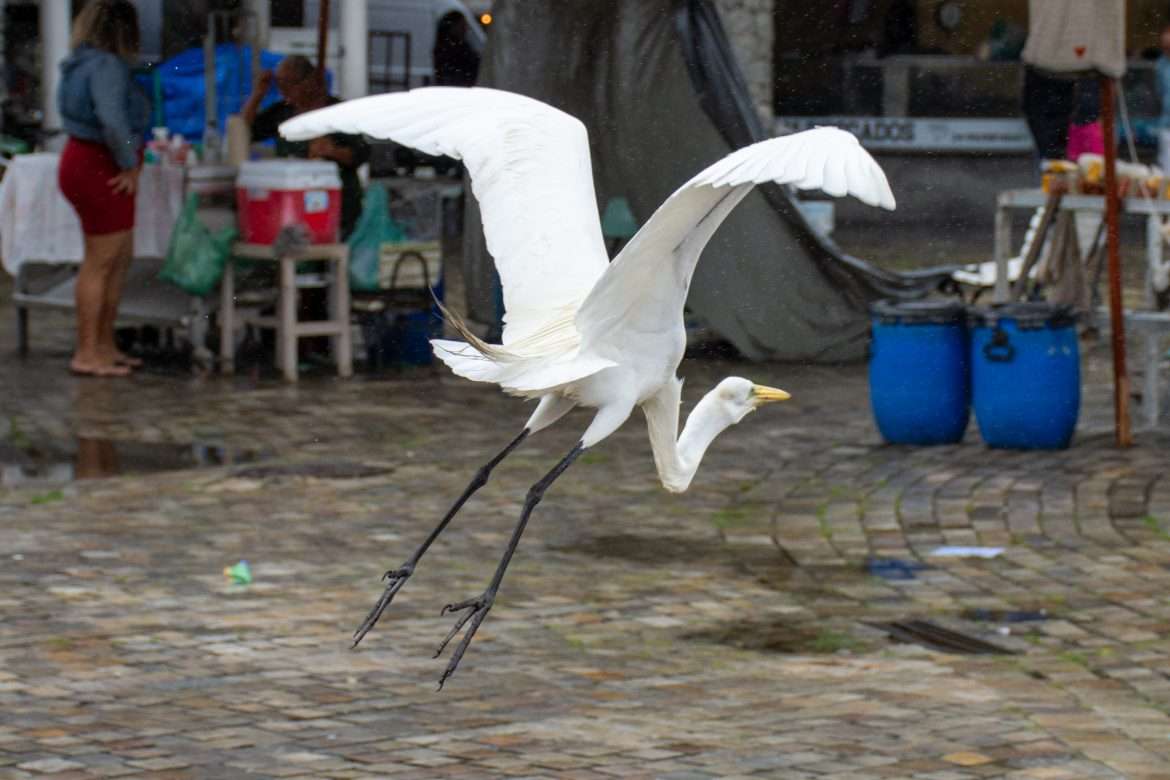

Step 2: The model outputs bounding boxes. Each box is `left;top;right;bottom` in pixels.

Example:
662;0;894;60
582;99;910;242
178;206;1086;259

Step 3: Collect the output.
575;127;895;348
280;87;610;345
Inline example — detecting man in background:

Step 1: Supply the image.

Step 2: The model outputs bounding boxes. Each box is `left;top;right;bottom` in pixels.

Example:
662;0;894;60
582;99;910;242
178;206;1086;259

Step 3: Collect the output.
433;12;480;87
242;55;369;239
240;55;370;364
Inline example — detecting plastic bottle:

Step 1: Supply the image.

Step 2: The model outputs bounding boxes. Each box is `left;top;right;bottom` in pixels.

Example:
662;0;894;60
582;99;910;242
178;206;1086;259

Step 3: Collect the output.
203;124;222;164
145;126;169;164
169;134;188;166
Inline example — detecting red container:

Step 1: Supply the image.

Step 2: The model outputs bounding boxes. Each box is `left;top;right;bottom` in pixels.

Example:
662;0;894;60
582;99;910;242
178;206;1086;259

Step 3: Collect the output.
235;160;342;244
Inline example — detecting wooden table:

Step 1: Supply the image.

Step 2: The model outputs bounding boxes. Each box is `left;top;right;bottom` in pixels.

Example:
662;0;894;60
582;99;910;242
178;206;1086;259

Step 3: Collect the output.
7;160;233;363
220;242;353;382
993;188;1170;306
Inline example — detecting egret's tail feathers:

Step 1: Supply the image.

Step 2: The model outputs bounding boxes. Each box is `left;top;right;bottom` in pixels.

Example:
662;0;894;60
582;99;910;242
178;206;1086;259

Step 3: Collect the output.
431;339;504;382
434;299;508;361
431;299;614;395
430;337;616;396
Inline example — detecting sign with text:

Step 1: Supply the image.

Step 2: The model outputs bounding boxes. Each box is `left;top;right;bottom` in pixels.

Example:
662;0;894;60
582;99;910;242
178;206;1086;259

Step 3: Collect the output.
777;117;1035;154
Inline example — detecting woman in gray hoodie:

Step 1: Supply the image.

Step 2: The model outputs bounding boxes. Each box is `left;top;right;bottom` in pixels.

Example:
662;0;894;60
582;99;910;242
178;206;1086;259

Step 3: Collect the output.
56;0;149;377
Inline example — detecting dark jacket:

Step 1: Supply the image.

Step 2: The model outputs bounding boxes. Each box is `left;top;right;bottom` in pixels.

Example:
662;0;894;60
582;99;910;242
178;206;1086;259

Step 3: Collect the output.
58;45;150;170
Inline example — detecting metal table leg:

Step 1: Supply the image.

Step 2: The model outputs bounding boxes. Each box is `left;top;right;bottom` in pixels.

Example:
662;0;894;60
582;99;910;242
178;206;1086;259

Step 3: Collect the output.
993;202;1011;303
219;257;236;374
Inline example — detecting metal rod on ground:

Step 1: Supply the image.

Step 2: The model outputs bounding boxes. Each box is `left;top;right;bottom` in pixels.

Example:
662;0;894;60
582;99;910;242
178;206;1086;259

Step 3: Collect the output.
1100;75;1132;447
317;0;331;81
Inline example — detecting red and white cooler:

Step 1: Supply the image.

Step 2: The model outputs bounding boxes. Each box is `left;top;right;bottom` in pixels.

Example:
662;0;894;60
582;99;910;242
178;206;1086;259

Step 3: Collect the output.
235;159;342;245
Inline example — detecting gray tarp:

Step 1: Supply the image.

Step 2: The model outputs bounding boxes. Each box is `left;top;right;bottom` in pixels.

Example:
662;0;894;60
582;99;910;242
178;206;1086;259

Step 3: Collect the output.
463;0;939;361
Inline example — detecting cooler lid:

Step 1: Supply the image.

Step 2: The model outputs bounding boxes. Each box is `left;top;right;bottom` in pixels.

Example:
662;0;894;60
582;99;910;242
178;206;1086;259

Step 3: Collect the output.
968;302;1077;330
870;299;966;325
236;159;341;190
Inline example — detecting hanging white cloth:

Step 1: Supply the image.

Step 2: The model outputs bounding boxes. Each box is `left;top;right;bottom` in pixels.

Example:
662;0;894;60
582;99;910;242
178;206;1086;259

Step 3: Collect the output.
0;153;185;276
1021;0;1126;78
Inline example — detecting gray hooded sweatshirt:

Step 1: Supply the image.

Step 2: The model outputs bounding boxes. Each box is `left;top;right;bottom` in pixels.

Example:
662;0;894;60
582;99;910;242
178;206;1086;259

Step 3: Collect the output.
57;45;150;171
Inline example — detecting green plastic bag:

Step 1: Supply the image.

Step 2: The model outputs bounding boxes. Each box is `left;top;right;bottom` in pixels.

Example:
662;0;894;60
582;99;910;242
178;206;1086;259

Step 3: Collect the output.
347;184;406;292
159;193;237;296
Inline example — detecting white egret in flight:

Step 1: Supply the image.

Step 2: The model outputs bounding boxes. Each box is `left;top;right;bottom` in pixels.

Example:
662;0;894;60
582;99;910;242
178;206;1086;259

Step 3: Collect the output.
281;87;894;687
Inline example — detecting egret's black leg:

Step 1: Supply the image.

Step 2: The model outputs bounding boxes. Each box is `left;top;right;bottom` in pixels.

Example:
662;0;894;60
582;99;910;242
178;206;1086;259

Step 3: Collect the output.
352;428;531;647
435;441;585;689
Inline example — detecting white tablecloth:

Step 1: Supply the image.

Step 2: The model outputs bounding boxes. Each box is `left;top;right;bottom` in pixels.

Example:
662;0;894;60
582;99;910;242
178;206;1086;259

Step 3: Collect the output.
0;153;186;276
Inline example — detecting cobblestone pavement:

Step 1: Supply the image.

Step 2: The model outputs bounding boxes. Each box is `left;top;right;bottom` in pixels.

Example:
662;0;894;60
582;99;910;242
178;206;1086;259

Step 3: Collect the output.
2;300;1170;779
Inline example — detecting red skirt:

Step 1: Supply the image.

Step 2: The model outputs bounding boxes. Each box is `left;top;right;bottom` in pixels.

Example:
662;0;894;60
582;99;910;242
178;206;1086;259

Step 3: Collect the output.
58;137;136;235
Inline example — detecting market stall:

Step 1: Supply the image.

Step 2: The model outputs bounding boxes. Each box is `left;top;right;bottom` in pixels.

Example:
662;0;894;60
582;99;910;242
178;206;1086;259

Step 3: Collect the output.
991;186;1170;429
1;153;236;362
988;0;1170;436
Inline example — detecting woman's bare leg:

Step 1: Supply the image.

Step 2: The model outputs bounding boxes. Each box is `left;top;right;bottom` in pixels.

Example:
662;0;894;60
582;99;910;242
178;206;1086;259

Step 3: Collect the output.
72;231;131;377
97;230;140;366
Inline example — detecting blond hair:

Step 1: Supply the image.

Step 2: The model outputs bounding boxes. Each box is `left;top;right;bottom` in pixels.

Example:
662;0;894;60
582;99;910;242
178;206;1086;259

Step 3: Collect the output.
71;0;140;61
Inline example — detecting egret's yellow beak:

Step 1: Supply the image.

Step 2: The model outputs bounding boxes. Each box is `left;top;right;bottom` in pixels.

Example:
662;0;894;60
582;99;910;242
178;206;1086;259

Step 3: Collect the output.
751;384;791;405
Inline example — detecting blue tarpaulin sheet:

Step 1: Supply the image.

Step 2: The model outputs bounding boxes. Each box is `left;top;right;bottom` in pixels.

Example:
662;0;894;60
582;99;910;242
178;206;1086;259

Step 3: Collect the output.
137;44;332;142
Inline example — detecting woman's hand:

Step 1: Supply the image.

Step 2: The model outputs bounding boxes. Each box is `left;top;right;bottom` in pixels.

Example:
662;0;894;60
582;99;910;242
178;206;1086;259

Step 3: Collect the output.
107;166;141;195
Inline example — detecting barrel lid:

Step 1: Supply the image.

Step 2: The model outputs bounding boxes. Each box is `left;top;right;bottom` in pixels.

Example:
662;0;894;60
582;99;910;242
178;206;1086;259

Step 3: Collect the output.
968;302;1077;329
870;298;966;325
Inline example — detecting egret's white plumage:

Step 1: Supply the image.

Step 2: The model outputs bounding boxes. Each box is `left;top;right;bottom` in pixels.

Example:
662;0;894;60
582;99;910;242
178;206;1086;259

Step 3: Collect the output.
282;86;893;464
282;88;609;348
281;87;894;684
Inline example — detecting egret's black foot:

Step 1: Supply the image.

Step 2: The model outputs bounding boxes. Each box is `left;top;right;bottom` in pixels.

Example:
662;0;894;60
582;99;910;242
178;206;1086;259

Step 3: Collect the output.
433;592;495;689
352;564;415;647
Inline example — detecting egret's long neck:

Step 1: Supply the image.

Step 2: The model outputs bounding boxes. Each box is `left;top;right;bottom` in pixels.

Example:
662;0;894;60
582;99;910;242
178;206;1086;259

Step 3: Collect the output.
643;379;736;494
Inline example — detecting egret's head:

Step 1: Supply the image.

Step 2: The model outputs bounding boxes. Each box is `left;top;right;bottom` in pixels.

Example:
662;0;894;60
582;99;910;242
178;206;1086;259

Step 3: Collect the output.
715;377;791;425
662;377;793;494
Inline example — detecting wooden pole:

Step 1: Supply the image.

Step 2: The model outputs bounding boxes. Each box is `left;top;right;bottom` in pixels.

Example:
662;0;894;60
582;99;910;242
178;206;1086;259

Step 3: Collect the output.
1100;75;1132;447
316;0;331;81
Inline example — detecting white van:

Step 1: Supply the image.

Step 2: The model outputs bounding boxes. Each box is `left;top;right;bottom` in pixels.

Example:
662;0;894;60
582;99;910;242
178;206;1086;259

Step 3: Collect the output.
269;0;485;94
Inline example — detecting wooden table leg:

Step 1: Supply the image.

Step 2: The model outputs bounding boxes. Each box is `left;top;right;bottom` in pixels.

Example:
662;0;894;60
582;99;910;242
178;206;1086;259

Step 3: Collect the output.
1146;212;1162;310
219;257;235;374
279;256;298;382
330;247;353;378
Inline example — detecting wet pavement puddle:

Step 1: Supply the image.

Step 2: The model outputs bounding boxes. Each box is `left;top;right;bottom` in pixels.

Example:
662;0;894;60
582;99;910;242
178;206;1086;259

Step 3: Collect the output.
230;461;393;480
555;533;725;564
685;618;872;655
0;438;267;486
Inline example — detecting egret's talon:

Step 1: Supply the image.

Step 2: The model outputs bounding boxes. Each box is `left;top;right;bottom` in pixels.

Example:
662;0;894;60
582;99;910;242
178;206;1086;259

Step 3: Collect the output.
440;596;477;616
432;593;494;686
351;564;415;647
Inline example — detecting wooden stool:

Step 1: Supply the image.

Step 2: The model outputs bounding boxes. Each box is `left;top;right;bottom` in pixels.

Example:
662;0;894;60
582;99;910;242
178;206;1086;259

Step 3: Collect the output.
220;242;353;382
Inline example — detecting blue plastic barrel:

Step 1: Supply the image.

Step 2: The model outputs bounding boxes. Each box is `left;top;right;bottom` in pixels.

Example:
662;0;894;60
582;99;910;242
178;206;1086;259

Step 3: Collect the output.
869;300;969;445
969;303;1080;449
